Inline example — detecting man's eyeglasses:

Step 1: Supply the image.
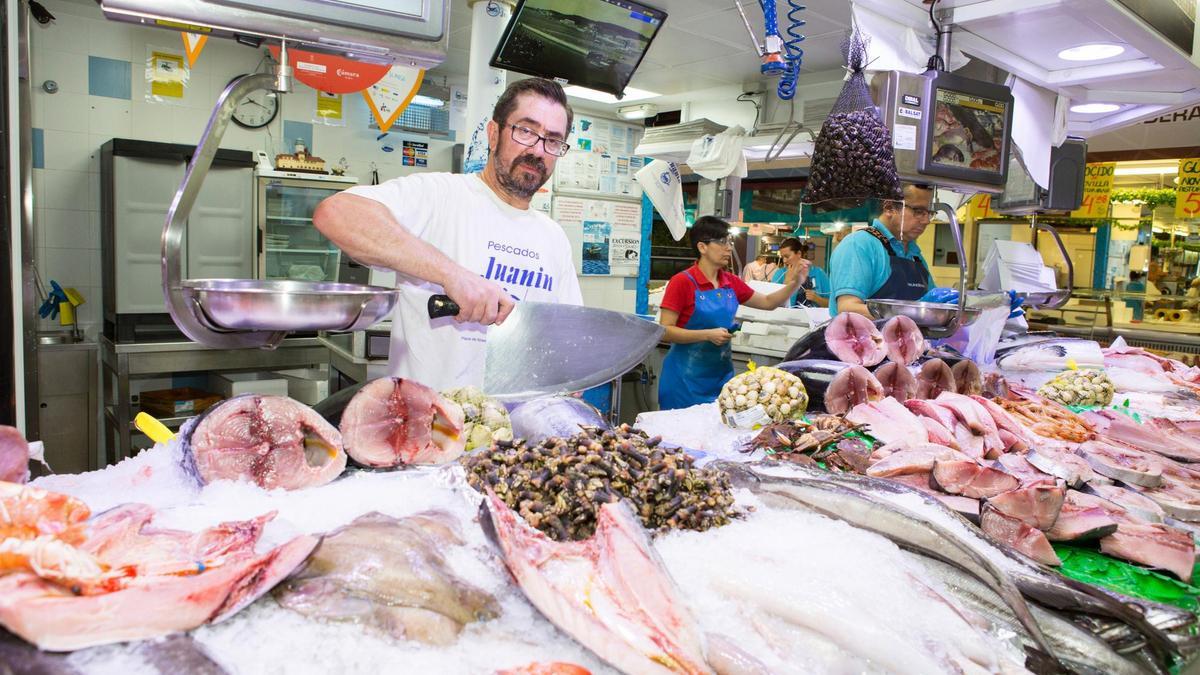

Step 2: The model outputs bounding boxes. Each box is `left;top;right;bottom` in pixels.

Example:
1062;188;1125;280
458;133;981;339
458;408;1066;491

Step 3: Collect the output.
905;205;932;219
504;124;570;157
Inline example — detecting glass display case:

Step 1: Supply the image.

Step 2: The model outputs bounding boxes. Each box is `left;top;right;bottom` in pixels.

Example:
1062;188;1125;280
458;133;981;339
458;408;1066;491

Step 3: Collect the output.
256;171;358;282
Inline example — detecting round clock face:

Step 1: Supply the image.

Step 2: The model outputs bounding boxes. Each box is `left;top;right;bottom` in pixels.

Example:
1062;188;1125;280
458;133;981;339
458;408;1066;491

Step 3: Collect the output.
228;76;279;129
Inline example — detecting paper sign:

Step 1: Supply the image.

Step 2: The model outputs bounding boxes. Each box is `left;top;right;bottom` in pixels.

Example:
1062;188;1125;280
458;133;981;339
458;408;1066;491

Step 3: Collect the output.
362;66;425;133
1070;162;1116;219
402;140;428;167
316;91;343;121
268;46;390;94
1176;157;1200;220
968;193;998;220
149;50;186;99
180;32;207;68
892;124;917;151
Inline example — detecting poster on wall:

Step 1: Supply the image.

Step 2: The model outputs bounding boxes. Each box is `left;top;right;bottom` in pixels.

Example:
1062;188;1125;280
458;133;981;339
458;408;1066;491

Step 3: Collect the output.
145;47;187;103
362;66;425;133
315;91;345;126
582;221;612;275
554;196;642;277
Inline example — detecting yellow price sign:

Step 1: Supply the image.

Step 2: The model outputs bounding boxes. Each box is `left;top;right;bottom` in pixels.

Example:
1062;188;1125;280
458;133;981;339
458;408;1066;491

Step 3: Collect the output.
1176;158;1200;220
1070;162;1116;219
968;193;998;220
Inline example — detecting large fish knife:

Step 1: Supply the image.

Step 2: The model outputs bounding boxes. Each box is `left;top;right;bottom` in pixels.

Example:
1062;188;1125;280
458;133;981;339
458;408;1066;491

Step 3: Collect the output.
428;295;664;401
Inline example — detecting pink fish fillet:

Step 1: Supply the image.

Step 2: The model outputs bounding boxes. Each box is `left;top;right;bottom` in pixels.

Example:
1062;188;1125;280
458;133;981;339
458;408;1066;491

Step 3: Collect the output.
340;378;466;467
994;454;1057;488
826;312;887;366
1100;522;1196;583
186;395;346;490
980;504;1061;567
935;393;1004;457
915;359;955;399
824;365;884;416
919;417;959;449
874;362;917;402
1044;500;1119;543
930;460;1020;499
1076;440;1166;487
1083;410;1200;463
985;484;1066;531
881;315;925;366
0;528;317;651
481;492;713;675
847;397;929;447
0;426;30;484
969;396;1035;452
866;444;970;478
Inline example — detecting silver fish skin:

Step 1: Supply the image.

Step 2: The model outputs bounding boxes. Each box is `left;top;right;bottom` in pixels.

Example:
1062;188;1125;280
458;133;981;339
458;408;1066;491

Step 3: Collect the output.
715;461;1059;665
732;461;1183;670
912;554;1148;675
995;339;1105;372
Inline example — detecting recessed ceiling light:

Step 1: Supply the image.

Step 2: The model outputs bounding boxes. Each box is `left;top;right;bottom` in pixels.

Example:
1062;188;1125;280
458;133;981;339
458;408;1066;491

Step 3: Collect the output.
1058;43;1125;61
1070;102;1121;114
562;85;659;104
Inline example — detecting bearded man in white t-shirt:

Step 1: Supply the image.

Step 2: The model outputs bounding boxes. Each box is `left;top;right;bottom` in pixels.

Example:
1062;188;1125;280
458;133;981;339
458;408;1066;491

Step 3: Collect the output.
313;78;583;390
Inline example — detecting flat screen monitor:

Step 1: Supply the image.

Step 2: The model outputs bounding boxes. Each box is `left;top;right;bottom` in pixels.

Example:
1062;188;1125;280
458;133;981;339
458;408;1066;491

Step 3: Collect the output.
490;0;667;99
918;70;1013;186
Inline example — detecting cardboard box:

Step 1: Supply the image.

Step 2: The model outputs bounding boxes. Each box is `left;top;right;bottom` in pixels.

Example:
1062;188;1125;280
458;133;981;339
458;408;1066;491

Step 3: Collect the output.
272;367;330;405
210;372;290;399
140;387;221;418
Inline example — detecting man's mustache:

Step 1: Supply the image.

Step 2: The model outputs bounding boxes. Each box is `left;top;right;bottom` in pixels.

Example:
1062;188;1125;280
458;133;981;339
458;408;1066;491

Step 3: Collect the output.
512;155;547;176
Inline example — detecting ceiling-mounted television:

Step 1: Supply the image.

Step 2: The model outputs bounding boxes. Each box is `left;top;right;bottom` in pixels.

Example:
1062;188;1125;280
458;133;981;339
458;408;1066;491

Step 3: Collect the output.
490;0;667;99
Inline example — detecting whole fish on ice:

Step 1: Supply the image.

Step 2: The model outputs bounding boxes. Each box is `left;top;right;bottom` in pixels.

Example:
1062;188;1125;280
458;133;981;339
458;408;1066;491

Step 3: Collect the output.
274;511;499;645
182;394;346;490
508;396;607;444
994;339;1105;372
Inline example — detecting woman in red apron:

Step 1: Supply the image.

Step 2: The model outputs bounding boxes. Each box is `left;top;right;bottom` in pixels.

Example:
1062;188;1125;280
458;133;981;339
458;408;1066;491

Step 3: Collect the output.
658;216;808;410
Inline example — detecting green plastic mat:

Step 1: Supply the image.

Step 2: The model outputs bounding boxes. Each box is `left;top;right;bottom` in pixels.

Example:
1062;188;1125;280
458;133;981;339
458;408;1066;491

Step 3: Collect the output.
1065;398;1142;422
1055;544;1200;612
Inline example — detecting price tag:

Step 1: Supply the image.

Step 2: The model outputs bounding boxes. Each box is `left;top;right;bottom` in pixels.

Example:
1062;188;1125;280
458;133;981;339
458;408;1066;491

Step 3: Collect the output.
968;193;997;220
1176;158;1200;220
1070;163;1116;219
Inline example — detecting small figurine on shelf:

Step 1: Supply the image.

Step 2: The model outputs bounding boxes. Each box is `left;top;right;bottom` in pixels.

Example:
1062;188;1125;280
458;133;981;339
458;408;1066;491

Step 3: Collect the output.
275;140;328;174
330;157;349;176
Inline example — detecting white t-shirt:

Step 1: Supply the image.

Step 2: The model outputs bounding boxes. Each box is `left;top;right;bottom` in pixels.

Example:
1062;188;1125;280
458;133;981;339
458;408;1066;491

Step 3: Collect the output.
345;173;582;391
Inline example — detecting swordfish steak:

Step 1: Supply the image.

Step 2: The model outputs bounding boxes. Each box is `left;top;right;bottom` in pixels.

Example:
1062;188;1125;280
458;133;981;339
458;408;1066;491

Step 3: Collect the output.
826;312;887;367
340;378;466;468
184;395;346;490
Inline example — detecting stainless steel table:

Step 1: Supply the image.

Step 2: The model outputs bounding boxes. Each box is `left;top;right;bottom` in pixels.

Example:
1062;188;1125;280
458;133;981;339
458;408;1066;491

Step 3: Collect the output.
100;336;328;463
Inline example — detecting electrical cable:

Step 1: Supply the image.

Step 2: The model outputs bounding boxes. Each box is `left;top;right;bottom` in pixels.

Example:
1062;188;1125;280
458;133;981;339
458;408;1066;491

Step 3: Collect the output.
736;92;762;133
926;0;944;71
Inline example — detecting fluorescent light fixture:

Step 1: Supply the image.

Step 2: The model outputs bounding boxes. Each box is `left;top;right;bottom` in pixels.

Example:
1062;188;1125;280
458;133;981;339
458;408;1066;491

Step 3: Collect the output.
1058;43;1125;61
411;94;445;108
1114;164;1178;176
617;103;658;120
1070;102;1121;114
563;85;659;104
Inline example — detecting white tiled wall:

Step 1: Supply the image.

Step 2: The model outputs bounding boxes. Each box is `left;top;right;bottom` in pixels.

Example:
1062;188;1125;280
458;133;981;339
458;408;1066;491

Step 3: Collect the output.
28;0;462;338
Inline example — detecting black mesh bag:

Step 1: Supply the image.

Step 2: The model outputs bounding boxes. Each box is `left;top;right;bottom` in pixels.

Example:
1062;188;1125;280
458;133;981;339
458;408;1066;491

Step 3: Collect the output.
802;29;903;213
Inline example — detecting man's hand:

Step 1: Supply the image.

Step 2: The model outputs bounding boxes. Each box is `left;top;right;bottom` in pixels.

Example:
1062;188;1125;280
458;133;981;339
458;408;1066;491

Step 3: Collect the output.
706;327;732;346
440;266;516;325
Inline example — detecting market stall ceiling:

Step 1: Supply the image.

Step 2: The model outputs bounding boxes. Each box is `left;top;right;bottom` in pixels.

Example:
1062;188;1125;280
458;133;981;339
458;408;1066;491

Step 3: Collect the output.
446;0;856;100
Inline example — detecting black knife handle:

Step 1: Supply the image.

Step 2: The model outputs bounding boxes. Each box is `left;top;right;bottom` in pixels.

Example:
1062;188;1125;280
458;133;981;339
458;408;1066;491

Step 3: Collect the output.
427;294;461;319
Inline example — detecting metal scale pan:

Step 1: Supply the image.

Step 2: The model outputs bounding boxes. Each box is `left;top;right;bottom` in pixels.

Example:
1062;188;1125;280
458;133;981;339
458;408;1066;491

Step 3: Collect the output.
97;0;450;349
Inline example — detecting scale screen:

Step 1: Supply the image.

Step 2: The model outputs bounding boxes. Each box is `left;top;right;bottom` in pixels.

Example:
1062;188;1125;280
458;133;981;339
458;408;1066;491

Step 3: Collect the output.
929;89;1007;175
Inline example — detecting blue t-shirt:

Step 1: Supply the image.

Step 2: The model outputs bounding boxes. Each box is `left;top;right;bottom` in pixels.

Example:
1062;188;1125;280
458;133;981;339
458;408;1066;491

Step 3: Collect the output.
828;219;932;316
771;265;830;306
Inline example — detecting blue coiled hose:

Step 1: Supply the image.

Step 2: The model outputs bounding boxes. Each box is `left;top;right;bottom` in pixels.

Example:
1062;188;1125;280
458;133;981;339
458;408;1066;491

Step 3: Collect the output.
758;1;805;100
779;1;806;100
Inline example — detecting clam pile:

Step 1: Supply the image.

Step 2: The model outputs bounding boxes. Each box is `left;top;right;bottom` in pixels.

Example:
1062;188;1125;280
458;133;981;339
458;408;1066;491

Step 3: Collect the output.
462;425;737;541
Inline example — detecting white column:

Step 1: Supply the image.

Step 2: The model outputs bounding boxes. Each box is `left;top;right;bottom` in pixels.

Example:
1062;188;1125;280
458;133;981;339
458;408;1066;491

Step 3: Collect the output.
462;0;512;174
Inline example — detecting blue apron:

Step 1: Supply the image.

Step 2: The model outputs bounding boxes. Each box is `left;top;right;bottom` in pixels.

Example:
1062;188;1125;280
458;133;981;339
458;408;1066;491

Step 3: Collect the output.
864;226;929;301
658;271;739;410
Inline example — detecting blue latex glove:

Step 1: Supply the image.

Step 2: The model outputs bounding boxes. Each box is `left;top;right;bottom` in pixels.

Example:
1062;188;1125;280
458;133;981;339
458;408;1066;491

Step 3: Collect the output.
1006;290;1025;318
920;287;959;304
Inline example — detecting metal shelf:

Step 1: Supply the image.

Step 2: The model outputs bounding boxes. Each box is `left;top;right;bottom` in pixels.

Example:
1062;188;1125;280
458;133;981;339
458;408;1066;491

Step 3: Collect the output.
265;247;338;253
105;405;192;433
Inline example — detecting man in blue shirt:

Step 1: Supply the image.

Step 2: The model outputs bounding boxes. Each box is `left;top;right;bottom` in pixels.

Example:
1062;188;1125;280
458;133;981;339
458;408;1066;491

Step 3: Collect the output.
829;183;934;317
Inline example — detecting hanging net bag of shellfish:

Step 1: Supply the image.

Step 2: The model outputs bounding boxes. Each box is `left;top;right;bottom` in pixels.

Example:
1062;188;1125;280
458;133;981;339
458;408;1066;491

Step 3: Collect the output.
801;28;903;213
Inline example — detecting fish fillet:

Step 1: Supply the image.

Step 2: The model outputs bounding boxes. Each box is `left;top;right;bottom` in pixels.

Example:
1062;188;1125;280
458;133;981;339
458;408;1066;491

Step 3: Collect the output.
340;378;466;468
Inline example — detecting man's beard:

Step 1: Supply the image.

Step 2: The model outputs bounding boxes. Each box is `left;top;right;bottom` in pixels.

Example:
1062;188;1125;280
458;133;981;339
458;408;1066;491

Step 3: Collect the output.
495;149;549;200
